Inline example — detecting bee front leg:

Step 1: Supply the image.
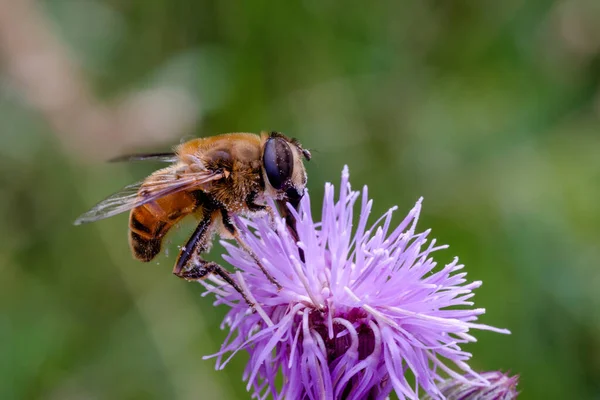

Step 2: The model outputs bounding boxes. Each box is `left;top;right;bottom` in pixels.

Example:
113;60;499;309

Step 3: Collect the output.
173;213;254;308
246;192;277;229
221;208;283;291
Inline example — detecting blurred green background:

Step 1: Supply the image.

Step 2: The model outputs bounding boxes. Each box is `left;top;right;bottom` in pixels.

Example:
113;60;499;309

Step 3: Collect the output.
1;0;599;399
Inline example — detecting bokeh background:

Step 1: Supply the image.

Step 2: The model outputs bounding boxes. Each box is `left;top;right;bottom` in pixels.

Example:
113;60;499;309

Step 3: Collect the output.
1;0;599;399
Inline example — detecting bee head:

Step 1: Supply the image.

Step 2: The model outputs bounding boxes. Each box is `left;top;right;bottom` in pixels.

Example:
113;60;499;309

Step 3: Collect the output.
262;132;310;210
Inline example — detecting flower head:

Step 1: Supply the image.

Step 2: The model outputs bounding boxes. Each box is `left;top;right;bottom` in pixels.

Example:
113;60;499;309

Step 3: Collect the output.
202;166;510;400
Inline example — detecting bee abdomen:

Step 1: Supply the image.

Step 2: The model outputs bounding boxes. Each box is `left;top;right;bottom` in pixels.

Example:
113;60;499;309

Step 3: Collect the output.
128;204;169;262
130;230;163;262
128;192;198;262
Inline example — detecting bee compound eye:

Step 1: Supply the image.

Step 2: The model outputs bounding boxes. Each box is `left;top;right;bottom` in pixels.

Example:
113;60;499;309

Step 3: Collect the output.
264;137;293;190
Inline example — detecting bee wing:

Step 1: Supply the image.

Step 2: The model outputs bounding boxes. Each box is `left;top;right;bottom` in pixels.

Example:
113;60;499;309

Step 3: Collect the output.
74;169;223;225
108;152;178;163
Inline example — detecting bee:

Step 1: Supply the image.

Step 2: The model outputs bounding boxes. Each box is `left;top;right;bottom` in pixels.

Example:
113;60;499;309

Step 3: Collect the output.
75;132;311;306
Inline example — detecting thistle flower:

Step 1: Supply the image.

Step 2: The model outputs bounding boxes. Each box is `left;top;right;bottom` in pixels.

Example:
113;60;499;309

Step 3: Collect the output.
202;166;510;400
426;371;519;400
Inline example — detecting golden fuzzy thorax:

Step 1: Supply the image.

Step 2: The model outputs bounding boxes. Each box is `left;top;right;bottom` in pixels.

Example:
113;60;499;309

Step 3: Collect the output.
177;132;264;213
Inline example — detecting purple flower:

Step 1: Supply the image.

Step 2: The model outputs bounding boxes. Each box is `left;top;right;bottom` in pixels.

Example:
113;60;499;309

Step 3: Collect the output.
201;166;510;400
426;371;519;400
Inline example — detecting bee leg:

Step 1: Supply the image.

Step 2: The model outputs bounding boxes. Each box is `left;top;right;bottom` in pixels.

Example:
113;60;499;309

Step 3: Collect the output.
264;206;278;231
172;213;213;276
178;260;255;308
246;192;277;229
221;208;283;291
276;198;305;263
249;204;277;229
173;214;255;308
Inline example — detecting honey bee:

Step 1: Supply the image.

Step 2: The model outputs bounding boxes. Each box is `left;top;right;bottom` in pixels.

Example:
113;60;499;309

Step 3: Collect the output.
75;132;311;306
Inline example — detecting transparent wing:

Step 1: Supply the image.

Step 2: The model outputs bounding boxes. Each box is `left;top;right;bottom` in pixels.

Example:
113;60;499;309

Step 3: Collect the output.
108;152;178;163
74;169;223;225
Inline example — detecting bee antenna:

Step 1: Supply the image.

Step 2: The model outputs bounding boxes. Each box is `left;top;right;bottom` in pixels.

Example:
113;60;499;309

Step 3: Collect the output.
302;148;312;161
289;137;312;161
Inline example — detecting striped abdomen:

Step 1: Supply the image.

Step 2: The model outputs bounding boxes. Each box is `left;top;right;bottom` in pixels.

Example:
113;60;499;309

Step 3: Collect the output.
129;191;198;261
